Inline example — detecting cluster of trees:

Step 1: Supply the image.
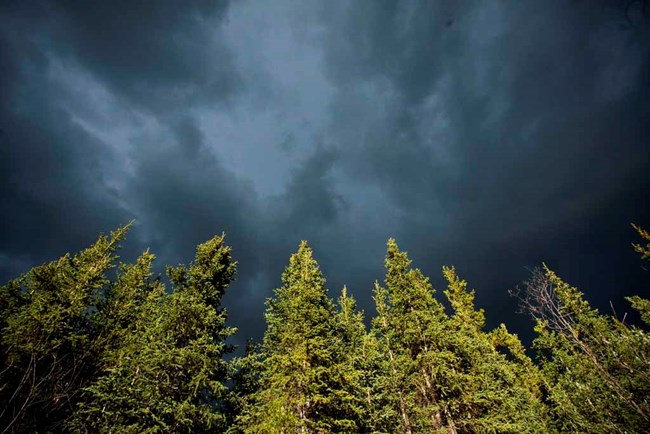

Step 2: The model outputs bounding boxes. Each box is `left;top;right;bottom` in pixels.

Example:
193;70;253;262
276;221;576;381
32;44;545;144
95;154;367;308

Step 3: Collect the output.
1;224;648;433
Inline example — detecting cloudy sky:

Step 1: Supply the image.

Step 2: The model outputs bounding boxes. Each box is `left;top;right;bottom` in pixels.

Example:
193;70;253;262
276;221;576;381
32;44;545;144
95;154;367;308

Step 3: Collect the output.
1;0;649;344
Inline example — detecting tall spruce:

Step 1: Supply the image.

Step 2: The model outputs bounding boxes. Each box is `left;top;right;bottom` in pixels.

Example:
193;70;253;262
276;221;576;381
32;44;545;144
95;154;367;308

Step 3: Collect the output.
371;239;447;433
332;287;375;432
69;234;238;433
440;266;549;433
240;241;360;433
372;239;548;433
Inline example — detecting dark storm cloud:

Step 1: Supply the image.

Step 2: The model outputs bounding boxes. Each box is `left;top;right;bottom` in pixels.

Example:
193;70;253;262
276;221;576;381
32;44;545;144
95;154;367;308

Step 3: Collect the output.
225;145;349;341
1;0;648;345
124;117;258;261
276;146;346;233
0;13;129;277
48;0;236;113
0;0;240;276
318;0;650;328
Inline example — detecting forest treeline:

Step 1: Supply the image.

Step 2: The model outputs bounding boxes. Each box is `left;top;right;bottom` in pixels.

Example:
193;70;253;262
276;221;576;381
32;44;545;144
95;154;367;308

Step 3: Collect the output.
1;224;649;433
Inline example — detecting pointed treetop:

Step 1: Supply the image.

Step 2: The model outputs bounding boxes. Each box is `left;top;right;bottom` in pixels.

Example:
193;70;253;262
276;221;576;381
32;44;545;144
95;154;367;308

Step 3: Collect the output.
281;240;326;289
291;240;315;265
443;265;485;329
386;238;412;267
167;233;236;306
338;285;361;324
384;238;414;289
298;239;310;252
338;285;359;311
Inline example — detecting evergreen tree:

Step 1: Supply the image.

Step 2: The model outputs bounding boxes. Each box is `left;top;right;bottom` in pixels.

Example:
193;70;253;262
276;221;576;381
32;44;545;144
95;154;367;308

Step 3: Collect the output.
350;323;386;434
69;234;238;433
4;220;649;433
225;340;263;434
371;239;446;433
372;239;548;433
0;225;129;433
518;226;650;433
332;287;375;432
240;241;359;433
440;266;549;433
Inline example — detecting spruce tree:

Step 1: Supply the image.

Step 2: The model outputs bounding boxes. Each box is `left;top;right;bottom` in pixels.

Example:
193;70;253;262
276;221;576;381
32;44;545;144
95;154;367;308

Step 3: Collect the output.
240;241;359;433
440;266;549;433
372;239;548;433
521;265;650;432
371;239;447;433
0;225;129;433
332;287;375;432
69;234;238;433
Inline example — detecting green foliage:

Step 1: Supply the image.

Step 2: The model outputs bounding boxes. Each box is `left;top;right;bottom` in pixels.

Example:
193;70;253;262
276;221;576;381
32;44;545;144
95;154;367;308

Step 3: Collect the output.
371;240;549;433
239;241;365;433
332;287;376;432
632;223;650;261
1;223;648;433
627;295;650;325
0;224;130;433
0;227;239;434
70;234;237;433
225;341;263;434
520;223;650;434
524;265;650;433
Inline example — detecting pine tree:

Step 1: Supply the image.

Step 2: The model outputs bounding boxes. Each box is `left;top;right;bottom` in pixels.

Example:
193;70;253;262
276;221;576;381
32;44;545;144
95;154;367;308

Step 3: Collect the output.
69;234;238;433
240;241;359;433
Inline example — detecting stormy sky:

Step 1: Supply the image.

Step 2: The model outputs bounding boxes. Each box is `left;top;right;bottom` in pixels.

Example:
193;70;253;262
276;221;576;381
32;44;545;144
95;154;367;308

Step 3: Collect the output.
1;0;649;344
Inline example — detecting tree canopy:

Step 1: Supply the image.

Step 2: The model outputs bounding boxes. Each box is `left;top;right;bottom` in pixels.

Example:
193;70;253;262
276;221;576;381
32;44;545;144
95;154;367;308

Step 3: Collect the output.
1;224;648;433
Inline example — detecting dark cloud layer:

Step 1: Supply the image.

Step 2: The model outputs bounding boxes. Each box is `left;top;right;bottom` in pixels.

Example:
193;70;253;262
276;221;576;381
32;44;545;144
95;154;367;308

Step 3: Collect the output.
1;0;648;345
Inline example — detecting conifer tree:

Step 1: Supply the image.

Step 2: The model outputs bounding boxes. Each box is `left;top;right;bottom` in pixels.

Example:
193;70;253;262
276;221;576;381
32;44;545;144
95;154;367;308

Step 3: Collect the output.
241;241;359;433
371;239;446;433
372;239;548;433
517;227;650;433
332;287;375;432
0;225;130;433
225;341;263;434
440;266;549;433
70;234;238;433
